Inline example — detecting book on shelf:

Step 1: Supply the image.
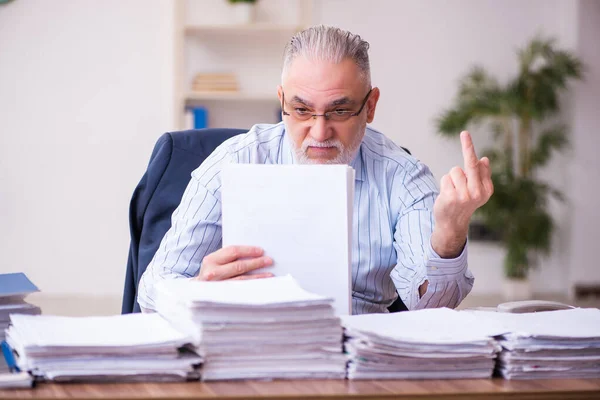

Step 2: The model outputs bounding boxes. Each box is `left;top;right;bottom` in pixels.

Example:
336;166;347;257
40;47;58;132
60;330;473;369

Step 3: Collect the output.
184;107;208;130
191;72;239;93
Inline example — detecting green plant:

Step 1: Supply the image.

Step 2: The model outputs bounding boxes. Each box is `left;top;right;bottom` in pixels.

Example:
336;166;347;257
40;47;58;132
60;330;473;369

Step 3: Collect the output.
436;37;583;279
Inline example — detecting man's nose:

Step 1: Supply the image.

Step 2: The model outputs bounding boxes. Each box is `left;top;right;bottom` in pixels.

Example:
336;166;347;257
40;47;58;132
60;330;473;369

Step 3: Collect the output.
308;115;333;142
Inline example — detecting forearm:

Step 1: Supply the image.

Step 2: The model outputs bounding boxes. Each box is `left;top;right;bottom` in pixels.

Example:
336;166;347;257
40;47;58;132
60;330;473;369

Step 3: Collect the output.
137;258;191;312
392;239;473;310
415;239;473;309
137;181;224;312
390;161;474;309
431;223;468;259
421;214;471;304
137;221;221;312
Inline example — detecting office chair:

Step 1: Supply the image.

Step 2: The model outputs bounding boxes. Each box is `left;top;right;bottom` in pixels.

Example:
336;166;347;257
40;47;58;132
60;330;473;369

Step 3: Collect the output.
122;128;409;314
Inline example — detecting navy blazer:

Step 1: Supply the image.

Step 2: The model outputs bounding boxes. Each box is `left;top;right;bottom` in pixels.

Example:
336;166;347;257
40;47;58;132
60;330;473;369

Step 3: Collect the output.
122;129;246;313
122;128;409;314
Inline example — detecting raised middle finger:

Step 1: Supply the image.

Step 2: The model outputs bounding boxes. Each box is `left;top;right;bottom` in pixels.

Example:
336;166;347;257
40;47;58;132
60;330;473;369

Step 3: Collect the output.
460;131;484;193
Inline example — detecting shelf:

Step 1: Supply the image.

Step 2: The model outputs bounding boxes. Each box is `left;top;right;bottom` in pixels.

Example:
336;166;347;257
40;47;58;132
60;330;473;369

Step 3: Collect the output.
185;91;280;103
185;23;303;35
173;0;315;129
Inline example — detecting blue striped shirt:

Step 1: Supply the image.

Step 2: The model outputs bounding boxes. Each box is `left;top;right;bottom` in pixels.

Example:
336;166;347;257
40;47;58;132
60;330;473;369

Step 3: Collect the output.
138;122;474;314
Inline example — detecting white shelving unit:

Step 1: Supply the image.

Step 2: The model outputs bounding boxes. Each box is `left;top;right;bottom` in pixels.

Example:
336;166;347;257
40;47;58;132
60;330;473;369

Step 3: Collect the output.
173;0;313;130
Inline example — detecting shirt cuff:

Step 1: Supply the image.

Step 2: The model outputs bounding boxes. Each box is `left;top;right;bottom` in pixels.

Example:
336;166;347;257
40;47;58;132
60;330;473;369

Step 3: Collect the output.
425;238;468;279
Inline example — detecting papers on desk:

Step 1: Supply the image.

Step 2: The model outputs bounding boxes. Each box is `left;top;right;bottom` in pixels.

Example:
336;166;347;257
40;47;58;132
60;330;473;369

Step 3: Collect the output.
221;164;354;316
342;308;504;379
0;273;40;373
4;313;201;382
0;372;33;389
470;308;600;379
155;275;347;381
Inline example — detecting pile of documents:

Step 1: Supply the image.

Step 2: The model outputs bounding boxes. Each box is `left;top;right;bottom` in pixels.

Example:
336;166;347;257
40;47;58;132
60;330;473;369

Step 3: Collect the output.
0;273;40;373
472;308;600;379
155;275;347;380
4;313;201;382
0;372;33;389
342;308;503;379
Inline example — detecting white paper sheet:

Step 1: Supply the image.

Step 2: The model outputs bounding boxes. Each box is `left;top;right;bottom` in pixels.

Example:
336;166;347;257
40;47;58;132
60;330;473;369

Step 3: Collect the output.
469;308;600;338
156;275;331;307
343;308;507;344
221;164;354;315
8;313;191;348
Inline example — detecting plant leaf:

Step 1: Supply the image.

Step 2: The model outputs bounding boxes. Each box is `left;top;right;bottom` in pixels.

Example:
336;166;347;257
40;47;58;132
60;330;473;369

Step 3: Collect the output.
529;125;569;169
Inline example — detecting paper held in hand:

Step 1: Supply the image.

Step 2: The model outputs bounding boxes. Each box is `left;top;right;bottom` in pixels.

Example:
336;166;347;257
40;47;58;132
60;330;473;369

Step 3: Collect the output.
221;164;354;316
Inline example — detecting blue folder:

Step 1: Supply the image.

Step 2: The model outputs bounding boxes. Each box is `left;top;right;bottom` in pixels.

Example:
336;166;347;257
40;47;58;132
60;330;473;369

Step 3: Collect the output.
0;273;39;298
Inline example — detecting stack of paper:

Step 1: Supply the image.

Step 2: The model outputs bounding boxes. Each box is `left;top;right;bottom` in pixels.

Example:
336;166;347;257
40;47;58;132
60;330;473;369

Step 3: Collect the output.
0;273;41;342
155;275;347;380
0;273;40;373
342;308;504;379
0;372;33;389
4;313;201;382
471;308;600;379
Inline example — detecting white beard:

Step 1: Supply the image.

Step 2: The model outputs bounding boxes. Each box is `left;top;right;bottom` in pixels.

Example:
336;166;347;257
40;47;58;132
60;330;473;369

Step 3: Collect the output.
291;135;362;165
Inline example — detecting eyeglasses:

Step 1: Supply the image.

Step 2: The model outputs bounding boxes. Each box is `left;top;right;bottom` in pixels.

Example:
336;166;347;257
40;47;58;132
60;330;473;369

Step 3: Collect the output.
282;88;373;122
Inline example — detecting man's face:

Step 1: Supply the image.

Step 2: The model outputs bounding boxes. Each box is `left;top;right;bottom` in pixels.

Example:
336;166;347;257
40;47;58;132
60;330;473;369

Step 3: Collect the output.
278;57;380;165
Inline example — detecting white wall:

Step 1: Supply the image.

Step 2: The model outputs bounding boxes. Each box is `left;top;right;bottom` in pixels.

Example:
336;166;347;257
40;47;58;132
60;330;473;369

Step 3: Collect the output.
568;0;600;288
0;0;597;312
0;0;175;305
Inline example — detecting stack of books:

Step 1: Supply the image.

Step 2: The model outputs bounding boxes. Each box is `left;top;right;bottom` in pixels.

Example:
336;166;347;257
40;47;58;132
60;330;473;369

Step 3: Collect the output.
0;273;40;373
191;72;239;93
473;308;600;379
4;313;201;382
342;308;503;379
155;275;347;380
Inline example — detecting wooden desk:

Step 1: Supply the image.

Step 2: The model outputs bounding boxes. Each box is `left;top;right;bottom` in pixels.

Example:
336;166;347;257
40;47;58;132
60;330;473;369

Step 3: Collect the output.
2;378;600;400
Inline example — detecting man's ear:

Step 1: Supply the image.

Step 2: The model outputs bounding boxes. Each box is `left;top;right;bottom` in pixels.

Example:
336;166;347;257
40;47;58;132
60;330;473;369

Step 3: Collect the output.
277;85;283;104
366;87;380;123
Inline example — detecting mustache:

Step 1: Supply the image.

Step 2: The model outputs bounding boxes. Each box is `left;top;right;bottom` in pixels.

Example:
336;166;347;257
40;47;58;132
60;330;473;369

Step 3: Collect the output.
301;138;344;151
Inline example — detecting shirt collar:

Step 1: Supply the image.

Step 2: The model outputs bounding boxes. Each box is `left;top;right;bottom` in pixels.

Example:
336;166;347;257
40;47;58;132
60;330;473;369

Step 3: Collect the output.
350;146;364;182
280;129;296;165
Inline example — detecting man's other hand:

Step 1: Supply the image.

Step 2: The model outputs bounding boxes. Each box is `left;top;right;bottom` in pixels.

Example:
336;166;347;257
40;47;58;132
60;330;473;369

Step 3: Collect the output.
193;246;274;281
432;131;494;258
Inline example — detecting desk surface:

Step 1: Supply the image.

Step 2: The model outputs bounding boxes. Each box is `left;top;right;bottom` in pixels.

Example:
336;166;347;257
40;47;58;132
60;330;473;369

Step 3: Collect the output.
2;378;600;400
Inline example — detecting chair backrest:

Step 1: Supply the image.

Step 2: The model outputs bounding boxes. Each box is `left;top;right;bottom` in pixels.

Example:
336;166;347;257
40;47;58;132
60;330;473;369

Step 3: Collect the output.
122;128;246;313
122;128;411;314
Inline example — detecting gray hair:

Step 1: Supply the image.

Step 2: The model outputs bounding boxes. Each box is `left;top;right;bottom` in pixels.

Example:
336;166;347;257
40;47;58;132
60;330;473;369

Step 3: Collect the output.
282;25;371;87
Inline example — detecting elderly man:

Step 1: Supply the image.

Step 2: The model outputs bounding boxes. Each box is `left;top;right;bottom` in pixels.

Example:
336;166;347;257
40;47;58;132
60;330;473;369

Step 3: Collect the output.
138;25;493;314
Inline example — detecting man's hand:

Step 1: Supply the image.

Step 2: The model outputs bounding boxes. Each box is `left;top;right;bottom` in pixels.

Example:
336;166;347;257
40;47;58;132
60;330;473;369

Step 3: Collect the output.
431;131;494;258
193;245;274;281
